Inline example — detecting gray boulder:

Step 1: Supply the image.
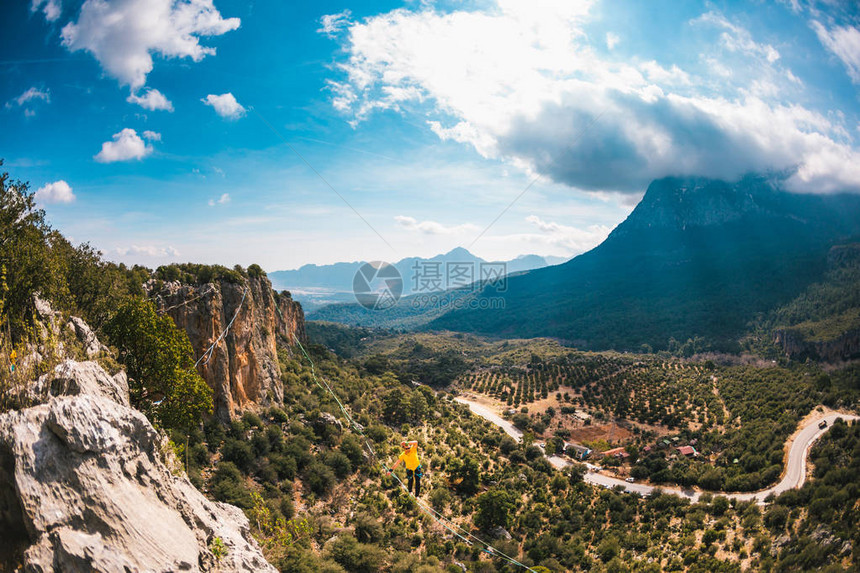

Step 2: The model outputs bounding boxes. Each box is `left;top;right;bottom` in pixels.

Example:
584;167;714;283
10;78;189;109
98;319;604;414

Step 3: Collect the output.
66;316;106;357
0;361;276;573
30;360;130;407
489;526;512;540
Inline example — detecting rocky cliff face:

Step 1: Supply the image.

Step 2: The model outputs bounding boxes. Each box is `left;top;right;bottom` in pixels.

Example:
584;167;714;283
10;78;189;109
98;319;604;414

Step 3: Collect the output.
148;276;305;421
0;358;276;572
774;328;860;362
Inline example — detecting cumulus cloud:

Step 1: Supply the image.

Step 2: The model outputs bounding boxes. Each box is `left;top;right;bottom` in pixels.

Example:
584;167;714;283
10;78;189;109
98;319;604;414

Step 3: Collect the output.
31;0;61;21
318;10;352;37
395;215;479;235
201;92;246;119
34;180;75;204
94;128;153;162
208;192;230;206
61;0;240;90
115;245;180;257
127;88;174;111
142;130;161;141
325;1;860;193
811;21;860;83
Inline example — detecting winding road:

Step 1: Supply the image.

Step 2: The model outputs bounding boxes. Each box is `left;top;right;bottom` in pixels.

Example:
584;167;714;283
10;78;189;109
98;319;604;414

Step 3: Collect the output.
454;396;859;504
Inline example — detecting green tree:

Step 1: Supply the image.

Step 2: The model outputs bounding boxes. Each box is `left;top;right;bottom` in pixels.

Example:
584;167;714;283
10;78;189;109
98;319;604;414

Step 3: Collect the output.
448;455;480;495
474;489;514;530
104;297;212;432
0;165;60;339
383;387;406;423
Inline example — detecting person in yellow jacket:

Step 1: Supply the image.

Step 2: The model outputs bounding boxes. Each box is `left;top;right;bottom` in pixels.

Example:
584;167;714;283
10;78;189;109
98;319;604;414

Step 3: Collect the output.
388;440;423;496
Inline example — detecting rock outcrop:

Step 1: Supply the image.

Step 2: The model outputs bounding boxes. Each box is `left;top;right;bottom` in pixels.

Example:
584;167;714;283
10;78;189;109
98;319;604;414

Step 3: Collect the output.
774;327;860;363
29;360;130;407
148;276;305;420
0;360;276;572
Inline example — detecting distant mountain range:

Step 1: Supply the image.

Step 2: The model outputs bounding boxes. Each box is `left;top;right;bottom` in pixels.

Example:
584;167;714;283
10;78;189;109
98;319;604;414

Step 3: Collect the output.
269;249;568;312
310;175;860;352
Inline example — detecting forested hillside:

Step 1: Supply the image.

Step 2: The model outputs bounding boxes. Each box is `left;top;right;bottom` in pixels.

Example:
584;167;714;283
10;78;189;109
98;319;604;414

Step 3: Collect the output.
746;243;860;361
429;176;860;351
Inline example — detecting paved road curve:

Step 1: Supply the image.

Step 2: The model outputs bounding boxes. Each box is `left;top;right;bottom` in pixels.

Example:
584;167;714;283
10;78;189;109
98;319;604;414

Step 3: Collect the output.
454;396;859;504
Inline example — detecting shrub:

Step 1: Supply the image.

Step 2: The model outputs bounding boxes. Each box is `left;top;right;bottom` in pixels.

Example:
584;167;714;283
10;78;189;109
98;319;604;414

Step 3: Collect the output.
325;451;353;478
304;462;337;496
222;439;255;474
325;535;385;573
210;462;252;508
269;453;298;480
475;489;514;530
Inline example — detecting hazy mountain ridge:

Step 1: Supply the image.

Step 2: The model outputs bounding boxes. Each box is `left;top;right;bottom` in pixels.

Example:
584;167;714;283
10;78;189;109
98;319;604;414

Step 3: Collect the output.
429;175;860;350
310;175;860;350
269;248;568;311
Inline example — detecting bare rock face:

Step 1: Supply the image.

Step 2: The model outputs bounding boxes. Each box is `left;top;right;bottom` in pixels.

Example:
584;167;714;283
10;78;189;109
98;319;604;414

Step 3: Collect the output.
148;276;305;420
774;327;860;362
66;316;107;358
0;361;276;573
30;360;130;407
275;290;306;346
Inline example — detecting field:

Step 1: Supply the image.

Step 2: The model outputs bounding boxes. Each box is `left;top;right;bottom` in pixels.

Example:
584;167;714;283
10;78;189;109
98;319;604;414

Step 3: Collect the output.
457;353;728;437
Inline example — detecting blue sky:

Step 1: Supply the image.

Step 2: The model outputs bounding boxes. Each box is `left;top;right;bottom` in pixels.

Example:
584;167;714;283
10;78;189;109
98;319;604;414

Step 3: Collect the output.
2;0;859;271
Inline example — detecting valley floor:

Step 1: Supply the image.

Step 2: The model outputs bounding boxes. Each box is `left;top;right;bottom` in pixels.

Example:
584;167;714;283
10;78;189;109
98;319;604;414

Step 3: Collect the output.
455;395;859;503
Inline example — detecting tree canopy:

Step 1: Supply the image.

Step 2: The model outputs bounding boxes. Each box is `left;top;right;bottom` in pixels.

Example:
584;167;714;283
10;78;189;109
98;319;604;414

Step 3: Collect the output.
104;297;212;432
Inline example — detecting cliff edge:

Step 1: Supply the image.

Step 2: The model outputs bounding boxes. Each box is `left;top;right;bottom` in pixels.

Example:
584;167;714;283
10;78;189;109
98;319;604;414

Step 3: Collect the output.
148;276;306;420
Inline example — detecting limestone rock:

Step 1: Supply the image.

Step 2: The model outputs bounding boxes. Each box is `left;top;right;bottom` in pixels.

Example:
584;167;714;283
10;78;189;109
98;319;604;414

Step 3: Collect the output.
33;296;59;325
489;526;512;540
30;360;130;407
66;316;107;357
148;276;305;420
0;362;276;573
316;412;343;429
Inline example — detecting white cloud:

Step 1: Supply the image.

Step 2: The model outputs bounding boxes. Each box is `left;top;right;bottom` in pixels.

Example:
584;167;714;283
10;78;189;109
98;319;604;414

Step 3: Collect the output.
115;245;180;257
14;87;50;106
208;192;230;206
94;128;153;163
142;130;161;141
6;87;50;115
31;0;61;21
127;88;174;111
639;61;691;85
606;32;620;50
525;215;611;252
61;0;240;90
694;11;780;63
201;93;246;119
34;180;75;204
325;2;860;193
395;215;479;235
318;10;352;37
811;20;860;83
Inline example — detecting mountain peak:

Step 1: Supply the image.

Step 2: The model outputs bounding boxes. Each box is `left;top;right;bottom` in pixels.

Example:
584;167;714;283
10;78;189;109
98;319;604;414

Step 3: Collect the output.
444;246;475;258
612;175;783;236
